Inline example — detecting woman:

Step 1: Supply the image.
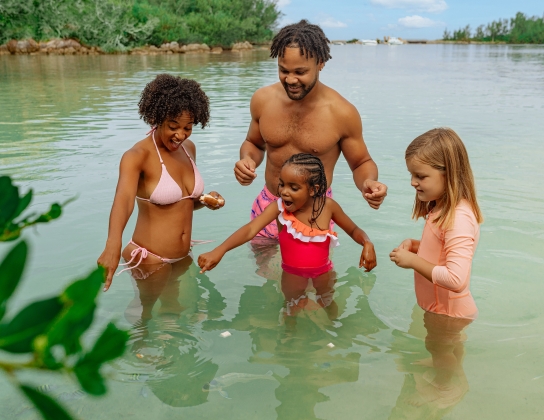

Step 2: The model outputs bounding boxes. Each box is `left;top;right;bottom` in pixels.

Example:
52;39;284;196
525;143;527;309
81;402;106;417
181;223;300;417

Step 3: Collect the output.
98;74;224;291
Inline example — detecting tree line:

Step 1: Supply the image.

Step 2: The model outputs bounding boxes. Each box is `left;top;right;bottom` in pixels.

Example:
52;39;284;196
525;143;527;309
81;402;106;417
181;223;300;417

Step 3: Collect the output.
0;0;281;51
443;12;544;44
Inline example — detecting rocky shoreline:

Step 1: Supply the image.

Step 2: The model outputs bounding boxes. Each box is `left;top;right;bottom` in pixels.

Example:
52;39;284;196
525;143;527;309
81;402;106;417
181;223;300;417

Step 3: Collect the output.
0;39;262;56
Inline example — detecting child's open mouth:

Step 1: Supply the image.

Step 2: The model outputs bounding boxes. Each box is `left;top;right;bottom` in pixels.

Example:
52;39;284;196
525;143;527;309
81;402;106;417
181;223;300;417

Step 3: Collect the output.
283;200;293;207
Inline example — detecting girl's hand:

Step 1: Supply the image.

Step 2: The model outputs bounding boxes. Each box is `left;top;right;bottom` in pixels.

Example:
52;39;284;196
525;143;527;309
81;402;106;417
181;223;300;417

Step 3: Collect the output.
200;191;225;210
97;248;121;291
389;247;415;269
198;249;224;273
397;239;413;252
359;242;377;272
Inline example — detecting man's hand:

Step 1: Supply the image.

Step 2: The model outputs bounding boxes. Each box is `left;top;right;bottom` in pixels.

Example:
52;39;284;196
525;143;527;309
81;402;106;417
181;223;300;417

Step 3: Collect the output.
234;158;257;186
362;179;388;210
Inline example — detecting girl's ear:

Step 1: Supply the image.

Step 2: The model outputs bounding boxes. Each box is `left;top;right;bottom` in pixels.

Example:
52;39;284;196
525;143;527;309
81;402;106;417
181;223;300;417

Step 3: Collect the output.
310;185;319;197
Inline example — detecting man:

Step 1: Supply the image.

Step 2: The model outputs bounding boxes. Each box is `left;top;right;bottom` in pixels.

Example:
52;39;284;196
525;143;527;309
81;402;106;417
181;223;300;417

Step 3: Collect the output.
234;20;387;239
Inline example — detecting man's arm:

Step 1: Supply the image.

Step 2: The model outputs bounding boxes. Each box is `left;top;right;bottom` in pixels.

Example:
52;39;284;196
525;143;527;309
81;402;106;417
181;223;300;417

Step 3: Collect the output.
338;103;388;209
234;89;267;186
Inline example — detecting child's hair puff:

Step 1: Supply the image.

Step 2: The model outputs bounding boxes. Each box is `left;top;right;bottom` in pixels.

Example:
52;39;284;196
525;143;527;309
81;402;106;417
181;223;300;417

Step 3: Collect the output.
405;127;483;229
281;153;328;229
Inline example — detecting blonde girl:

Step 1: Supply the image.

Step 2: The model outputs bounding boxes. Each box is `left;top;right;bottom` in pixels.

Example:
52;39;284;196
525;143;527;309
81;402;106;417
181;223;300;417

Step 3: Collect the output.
390;128;483;319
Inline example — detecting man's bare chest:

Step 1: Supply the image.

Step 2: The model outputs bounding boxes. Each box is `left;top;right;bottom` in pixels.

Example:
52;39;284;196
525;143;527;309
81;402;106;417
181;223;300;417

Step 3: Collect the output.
259;107;340;150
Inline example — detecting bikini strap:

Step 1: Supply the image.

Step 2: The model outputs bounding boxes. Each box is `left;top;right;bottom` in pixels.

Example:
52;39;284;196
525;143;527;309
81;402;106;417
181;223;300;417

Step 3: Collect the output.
180;143;193;162
151;130;164;164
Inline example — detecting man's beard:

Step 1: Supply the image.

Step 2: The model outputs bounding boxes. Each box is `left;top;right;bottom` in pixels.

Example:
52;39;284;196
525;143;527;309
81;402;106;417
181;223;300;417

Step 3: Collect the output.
283;76;318;101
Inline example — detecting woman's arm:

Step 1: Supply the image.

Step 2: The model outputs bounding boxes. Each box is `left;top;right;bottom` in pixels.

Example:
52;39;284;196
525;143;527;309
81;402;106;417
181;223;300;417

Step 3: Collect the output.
97;149;143;291
330;199;377;271
198;203;280;273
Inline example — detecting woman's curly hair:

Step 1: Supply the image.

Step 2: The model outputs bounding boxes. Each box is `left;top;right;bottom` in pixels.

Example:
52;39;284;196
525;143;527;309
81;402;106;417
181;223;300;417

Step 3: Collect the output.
138;74;210;128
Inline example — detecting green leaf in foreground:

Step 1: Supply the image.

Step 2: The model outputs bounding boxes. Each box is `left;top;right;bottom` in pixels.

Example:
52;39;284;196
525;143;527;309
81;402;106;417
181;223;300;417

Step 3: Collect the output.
20;385;73;420
33;203;62;224
12;189;33;221
0;176;19;227
43;267;104;357
0;297;63;353
0;240;28;321
74;323;129;395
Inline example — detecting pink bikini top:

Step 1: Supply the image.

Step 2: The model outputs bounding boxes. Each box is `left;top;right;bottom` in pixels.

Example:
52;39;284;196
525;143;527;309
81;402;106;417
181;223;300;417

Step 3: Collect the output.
136;131;204;205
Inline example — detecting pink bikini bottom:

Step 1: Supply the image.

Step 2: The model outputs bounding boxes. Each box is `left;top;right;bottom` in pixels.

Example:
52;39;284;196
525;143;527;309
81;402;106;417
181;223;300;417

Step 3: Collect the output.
281;260;333;279
116;239;211;277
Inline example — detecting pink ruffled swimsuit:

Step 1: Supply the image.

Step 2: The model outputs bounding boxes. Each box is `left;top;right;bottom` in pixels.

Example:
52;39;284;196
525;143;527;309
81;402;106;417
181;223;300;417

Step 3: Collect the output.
277;198;339;278
117;130;206;276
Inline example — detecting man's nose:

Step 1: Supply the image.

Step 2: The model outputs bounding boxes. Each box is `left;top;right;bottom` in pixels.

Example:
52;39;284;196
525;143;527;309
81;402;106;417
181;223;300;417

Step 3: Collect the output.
285;75;298;85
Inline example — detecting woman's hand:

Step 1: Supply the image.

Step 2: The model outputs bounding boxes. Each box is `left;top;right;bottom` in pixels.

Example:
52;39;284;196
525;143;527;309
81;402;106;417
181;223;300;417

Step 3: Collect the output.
97;247;121;291
389;247;415;269
359;242;377;272
199;191;225;210
198;249;224;273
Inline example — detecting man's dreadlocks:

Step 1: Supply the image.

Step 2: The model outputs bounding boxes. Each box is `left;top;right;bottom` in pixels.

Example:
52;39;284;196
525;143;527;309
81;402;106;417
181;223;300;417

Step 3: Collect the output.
270;20;332;64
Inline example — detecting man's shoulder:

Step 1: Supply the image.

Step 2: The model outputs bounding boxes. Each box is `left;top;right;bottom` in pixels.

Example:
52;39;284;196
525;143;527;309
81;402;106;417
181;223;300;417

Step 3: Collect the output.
253;83;282;99
321;84;359;117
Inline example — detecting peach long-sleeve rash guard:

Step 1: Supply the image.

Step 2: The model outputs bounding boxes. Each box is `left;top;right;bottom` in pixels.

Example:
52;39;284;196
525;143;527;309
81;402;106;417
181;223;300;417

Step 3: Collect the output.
415;200;480;319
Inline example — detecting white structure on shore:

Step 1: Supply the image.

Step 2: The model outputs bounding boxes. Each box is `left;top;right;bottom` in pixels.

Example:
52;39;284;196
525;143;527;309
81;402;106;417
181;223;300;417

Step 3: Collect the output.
387;37;404;45
360;39;378;45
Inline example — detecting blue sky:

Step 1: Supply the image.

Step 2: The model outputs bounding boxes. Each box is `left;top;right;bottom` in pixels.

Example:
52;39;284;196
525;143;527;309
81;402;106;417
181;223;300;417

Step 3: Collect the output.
275;0;544;40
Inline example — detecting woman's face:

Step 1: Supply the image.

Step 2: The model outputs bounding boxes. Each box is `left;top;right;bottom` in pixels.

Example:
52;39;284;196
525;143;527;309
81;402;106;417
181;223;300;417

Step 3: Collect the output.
158;112;194;151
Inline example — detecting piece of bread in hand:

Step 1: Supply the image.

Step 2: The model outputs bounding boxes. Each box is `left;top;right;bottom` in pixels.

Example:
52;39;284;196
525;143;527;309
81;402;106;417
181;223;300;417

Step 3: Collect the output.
199;193;225;208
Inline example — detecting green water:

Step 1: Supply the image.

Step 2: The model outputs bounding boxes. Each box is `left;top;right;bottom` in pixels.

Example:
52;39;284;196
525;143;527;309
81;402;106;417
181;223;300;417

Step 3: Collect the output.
1;45;544;419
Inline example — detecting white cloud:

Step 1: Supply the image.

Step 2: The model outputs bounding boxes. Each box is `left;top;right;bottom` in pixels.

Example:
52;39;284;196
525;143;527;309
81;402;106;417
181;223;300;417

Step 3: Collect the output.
319;17;348;28
398;15;443;28
370;0;448;13
276;0;291;7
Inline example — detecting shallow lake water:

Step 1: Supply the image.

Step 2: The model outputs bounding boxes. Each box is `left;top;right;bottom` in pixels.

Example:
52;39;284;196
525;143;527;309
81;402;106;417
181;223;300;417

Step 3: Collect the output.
1;44;544;419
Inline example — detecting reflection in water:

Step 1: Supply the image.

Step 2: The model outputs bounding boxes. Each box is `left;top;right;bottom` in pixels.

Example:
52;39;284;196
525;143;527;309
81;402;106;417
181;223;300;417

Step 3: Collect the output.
112;257;226;407
280;268;337;318
388;306;472;419
205;261;387;419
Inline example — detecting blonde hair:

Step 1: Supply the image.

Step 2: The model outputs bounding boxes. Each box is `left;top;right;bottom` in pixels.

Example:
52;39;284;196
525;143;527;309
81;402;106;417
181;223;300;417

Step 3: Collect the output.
405;127;483;229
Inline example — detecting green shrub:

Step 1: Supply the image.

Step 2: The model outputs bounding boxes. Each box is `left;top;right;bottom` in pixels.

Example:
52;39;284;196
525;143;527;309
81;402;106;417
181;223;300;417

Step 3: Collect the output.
0;176;129;420
0;0;281;50
442;12;544;44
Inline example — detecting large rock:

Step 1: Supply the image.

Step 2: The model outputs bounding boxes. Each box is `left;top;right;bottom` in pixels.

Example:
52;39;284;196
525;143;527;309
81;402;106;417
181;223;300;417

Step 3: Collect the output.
231;41;253;51
7;39;40;54
159;41;183;53
185;43;210;52
211;47;223;54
